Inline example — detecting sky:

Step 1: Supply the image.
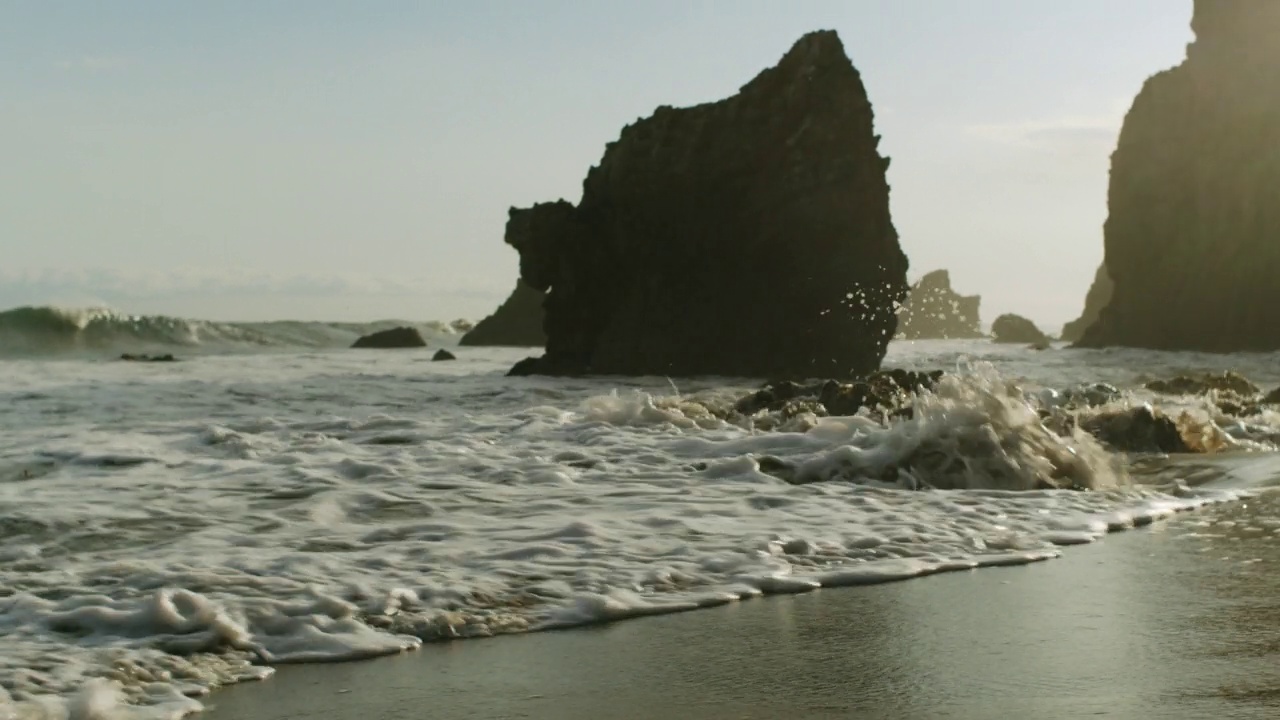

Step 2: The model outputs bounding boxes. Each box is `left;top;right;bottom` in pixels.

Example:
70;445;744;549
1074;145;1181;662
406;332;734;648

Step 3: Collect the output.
1;1;1194;328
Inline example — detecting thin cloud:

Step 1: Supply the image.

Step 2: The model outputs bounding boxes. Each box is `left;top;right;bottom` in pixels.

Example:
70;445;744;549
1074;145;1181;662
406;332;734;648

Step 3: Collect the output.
965;115;1121;153
56;55;131;73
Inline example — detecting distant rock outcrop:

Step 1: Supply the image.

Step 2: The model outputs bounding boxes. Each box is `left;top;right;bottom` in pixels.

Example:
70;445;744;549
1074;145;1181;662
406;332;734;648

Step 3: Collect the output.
351;327;427;349
991;314;1049;345
459;280;546;347
432;349;457;361
1077;1;1280;351
505;30;908;378
1061;264;1113;343
895;270;983;340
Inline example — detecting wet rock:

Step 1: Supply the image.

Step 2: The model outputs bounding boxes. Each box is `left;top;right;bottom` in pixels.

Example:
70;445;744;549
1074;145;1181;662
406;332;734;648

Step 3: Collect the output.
991;314;1049;345
1145;371;1259;397
756;456;798;484
1080;405;1191;454
895;269;984;340
733;369;943;417
505;30;909;378
1076;1;1280;352
351;327;427;349
1263;387;1280;405
432;349;457;361
119;353;177;362
1064;383;1123;408
1061;264;1113;343
459;280;546;347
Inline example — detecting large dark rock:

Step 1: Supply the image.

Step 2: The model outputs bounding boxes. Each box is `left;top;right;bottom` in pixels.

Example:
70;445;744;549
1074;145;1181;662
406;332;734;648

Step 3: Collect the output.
991;314;1049;345
351;327;427;349
459;280;546;347
1061;264;1113;343
1077;1;1280;352
895;269;983;340
504;30;908;379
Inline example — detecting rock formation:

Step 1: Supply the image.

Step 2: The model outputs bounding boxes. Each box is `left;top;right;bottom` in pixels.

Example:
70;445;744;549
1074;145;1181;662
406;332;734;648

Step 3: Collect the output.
991;314;1049;345
895;269;983;340
459;280;546;347
1060;264;1112;343
505;30;908;379
432;349;457;361
1076;0;1280;351
351;327;427;349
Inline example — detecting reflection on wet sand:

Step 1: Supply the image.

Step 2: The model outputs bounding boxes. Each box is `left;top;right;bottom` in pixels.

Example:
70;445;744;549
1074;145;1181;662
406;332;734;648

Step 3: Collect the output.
204;486;1280;720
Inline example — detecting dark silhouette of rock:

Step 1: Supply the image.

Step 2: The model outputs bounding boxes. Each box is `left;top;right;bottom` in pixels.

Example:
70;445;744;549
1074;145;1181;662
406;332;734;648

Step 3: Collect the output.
459;280;546;347
351;327;427;349
119;353;177;362
895;270;983;340
504;30;908;379
432;349;457;361
1061;264;1113;343
991;314;1049;345
1077;1;1280;351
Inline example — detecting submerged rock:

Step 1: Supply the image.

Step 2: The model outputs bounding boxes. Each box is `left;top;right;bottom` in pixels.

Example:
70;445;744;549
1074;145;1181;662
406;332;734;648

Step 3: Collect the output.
460;280;546;347
1076;1;1280;352
1079;406;1192;455
991;314;1049;345
119;353;177;362
733;369;945;418
1061;264;1113;343
432;349;457;361
1145;371;1259;397
895;269;984;340
505;30;908;378
351;327;427;349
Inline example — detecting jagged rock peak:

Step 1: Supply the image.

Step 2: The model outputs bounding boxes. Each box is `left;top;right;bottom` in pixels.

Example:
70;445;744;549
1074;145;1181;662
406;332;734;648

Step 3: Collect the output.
895;270;984;340
505;30;907;378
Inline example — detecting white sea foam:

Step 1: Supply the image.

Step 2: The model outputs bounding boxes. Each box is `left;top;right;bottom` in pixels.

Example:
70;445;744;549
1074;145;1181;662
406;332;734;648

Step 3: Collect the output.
2;342;1278;716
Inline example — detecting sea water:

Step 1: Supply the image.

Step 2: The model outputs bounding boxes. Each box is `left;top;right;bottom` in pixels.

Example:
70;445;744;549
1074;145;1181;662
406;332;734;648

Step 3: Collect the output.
2;310;1280;718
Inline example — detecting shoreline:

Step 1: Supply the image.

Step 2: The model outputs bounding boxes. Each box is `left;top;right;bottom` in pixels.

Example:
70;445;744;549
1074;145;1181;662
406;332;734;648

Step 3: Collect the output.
203;492;1280;720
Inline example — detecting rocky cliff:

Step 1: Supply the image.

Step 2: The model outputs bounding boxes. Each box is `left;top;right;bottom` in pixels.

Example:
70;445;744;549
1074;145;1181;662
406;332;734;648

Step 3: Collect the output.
1060;264;1112;343
1077;0;1280;351
459;280;546;347
895;269;983;340
506;30;908;378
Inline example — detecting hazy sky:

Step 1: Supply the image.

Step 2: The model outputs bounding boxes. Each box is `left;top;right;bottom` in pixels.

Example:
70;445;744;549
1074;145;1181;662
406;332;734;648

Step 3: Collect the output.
2;1;1193;327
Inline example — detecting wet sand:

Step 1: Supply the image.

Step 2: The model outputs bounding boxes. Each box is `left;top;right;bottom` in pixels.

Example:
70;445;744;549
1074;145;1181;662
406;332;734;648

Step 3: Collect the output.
205;492;1280;720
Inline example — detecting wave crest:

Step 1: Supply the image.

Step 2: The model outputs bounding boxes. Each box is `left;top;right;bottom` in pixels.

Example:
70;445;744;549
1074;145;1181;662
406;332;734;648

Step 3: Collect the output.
0;305;467;355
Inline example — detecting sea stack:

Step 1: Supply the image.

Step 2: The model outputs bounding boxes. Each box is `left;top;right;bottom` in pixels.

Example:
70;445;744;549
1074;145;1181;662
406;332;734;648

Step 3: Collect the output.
1076;1;1280;352
459;280;547;347
895;269;983;340
506;30;908;378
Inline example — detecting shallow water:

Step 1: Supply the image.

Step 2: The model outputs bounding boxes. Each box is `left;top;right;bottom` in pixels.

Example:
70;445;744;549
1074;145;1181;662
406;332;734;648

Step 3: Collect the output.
2;339;1279;717
202;491;1280;720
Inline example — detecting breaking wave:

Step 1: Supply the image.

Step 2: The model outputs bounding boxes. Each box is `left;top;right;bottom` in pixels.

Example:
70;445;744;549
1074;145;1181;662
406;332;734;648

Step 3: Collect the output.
3;350;1277;717
0;306;471;356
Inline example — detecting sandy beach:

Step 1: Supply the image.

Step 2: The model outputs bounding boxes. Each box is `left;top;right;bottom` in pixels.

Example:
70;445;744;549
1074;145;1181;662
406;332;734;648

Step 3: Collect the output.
202;489;1280;720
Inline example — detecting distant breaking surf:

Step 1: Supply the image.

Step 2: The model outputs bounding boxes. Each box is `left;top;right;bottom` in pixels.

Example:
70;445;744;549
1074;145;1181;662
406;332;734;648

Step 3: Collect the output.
0;305;470;355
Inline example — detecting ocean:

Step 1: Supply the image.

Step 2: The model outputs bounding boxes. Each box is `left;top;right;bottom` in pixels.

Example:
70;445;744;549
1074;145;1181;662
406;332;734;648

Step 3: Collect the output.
2;306;1280;718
